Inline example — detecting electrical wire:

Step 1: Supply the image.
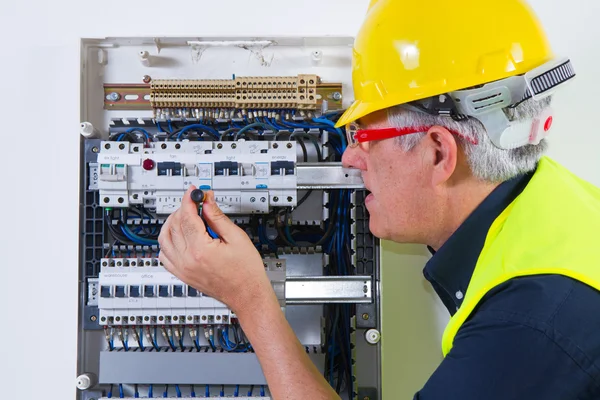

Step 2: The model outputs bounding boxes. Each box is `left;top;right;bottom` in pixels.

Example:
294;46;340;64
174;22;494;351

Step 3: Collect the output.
289;132;322;161
173;123;220;140
175;384;182;398
233;122;275;140
138;327;145;351
134;384;139;398
119;384;124;398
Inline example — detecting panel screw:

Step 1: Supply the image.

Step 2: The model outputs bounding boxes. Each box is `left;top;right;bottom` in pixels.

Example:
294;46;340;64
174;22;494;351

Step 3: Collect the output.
90;315;97;322
260;197;266;203
217;143;223;149
108;92;121;102
250;197;256;203
287;196;293;202
286;143;292;149
272;143;279;149
231;143;237;149
362;313;369;320
332;92;342;101
91;146;99;153
142;75;152;83
273;196;279;202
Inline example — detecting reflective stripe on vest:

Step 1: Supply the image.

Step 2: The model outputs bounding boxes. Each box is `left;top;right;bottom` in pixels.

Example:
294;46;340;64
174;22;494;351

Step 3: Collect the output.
442;157;600;356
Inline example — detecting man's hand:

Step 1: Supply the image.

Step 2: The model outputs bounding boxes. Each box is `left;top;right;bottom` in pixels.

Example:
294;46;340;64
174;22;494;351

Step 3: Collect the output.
158;186;271;315
158;186;340;400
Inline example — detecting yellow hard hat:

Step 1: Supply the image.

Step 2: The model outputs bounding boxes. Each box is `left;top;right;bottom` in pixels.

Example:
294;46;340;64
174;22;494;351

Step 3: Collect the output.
336;0;554;128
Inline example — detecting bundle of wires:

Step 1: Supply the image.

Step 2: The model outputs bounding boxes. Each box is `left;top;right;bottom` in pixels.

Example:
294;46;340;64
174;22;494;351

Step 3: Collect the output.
104;208;159;246
218;325;252;352
109;127;153;144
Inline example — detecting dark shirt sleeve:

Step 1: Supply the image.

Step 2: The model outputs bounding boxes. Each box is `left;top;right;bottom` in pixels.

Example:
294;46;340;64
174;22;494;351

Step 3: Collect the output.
413;311;596;400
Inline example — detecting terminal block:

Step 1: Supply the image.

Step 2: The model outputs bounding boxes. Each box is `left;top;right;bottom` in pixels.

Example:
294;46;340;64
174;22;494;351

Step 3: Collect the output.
150;74;320;110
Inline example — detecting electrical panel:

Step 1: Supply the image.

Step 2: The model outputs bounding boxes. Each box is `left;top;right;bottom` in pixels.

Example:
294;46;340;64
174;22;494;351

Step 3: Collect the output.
78;37;381;400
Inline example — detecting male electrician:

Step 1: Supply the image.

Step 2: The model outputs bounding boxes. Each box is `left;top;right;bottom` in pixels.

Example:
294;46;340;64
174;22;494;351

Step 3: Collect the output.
157;0;600;398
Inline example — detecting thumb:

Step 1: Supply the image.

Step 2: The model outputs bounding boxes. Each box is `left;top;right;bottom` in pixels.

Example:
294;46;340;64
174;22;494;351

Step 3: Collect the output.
202;191;240;242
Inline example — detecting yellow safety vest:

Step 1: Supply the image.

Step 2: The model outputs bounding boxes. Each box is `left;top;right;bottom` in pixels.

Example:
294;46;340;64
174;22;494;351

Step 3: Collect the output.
442;157;600;356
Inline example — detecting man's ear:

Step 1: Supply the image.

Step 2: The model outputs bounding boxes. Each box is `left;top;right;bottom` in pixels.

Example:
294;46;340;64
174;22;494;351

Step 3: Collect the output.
424;126;458;186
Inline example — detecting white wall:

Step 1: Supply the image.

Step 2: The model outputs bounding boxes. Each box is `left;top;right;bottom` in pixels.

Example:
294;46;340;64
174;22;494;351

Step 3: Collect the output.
0;1;598;399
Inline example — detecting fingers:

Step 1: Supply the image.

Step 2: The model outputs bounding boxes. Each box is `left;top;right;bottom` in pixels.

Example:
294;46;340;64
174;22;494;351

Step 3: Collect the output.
165;209;189;251
158;250;175;274
202;191;239;242
179;186;213;245
158;218;175;259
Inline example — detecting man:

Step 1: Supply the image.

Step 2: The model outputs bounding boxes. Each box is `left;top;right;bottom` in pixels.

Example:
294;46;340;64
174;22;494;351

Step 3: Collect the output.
158;0;600;398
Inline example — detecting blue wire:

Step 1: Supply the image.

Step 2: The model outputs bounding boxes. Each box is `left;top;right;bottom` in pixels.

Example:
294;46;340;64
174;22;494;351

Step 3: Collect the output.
175;384;182;398
156;122;164;133
179;326;185;350
116;134;125;141
168;337;176;351
207;226;219;239
312;118;346;150
177;123;220;140
119;384;124;398
234;385;239;397
126;127;151;141
168;120;173;133
205;385;210;398
107;384;113;398
149;384;153;398
153;327;160;350
260;385;266;396
190;384;196;397
121;224;158;245
248;385;254;396
134;384;139;398
139;327;145;351
163;384;168;398
284;224;297;246
220;385;225;397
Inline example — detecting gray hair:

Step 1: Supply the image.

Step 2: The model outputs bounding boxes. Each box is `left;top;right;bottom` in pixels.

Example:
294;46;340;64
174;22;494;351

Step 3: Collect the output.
387;97;552;182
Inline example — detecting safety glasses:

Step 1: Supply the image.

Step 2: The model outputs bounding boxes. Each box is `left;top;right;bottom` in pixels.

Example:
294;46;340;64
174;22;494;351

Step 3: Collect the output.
345;123;477;148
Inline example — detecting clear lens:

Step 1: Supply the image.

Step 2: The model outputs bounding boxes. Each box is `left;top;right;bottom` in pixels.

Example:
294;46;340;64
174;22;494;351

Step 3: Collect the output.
346;123;359;147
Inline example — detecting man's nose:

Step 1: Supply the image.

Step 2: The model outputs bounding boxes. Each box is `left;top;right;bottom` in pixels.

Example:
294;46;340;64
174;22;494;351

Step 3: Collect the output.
342;145;367;170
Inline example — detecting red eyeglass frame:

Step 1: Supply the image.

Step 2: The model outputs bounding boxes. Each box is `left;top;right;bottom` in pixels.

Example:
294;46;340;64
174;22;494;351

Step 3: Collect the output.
348;125;478;146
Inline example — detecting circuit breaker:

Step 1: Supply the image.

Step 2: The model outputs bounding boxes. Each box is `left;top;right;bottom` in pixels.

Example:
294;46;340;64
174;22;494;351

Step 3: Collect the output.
77;37;381;400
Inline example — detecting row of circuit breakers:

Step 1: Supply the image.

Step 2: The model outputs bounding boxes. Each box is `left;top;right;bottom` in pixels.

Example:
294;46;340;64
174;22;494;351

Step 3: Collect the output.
93;140;298;214
92;259;284;326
